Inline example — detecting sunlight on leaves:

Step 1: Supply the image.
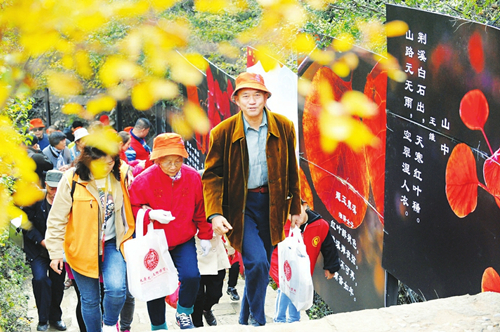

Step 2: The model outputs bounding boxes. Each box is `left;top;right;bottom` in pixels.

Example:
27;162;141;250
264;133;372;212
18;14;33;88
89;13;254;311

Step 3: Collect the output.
385;20;409;37
195;0;228;13
46;71;83;97
85;126;121;156
170;112;194;139
62;103;85;115
333;33;355;52
86;95;117;116
184;101;210;135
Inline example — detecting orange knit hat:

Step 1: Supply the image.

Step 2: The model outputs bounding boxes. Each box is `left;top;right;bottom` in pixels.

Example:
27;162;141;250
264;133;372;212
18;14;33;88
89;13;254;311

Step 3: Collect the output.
150;133;188;160
231;72;271;101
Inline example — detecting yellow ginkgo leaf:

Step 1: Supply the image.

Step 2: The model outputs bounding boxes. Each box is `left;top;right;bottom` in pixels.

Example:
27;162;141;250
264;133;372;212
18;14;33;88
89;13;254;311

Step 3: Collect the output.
309;49;335;65
298;78;312;97
85;127;121;156
0;82;11;107
344;120;378;152
306;0;329;10
12;181;44;207
47;71;82;97
184;54;209;73
341;90;377;117
218;42;240;59
90;159;112;179
75;12;107;32
195;0;227;13
254;46;281;72
20;31;60;56
100;57;144;88
170;60;204;86
184;101;210;135
86;95;117;116
385;20;409;38
131;83;154;111
113;0;150;18
150;0;180;11
150;78;179;100
292;33;316;53
342;52;359;70
7;204;28;225
75;51;93;79
62;103;85;115
170;113;193;139
333;33;355;53
332;61;350;78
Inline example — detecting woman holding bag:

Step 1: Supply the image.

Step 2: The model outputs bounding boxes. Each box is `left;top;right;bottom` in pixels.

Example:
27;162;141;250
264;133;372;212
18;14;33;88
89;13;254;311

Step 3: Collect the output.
128;133;213;331
46;139;136;332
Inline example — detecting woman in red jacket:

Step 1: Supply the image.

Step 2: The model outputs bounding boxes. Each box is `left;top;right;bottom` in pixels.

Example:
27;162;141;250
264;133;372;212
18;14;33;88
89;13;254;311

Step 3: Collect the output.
128;133;213;330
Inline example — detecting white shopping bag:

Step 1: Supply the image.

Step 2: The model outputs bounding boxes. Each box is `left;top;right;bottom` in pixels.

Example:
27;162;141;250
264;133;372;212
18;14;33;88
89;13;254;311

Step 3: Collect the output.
124;209;178;302
278;227;314;311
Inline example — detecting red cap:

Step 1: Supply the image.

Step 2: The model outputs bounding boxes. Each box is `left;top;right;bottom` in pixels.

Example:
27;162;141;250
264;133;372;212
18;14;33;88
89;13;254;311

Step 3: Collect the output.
29;118;45;129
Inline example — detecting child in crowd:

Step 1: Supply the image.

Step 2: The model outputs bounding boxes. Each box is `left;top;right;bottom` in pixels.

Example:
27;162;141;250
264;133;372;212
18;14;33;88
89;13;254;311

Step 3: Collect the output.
270;199;340;323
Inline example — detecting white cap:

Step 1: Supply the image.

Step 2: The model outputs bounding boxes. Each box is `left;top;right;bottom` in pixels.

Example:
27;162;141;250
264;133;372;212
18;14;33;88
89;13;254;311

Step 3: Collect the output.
74;127;89;141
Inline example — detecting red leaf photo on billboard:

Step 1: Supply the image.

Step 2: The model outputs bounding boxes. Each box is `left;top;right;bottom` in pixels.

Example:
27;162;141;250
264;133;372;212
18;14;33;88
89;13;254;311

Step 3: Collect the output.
363;63;387;223
483;149;500;209
303;66;368;229
459;89;489;132
445;143;479;218
468;31;485;73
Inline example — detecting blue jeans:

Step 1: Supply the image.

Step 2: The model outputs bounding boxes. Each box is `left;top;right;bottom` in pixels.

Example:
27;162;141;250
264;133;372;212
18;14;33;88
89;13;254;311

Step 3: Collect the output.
30;255;66;323
72;239;127;332
147;238;200;326
274;289;300;323
239;191;272;326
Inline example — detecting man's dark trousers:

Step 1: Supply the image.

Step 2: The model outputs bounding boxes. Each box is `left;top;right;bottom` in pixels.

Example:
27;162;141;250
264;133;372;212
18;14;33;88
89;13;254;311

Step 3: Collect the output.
30;255;66;324
239;191;272;326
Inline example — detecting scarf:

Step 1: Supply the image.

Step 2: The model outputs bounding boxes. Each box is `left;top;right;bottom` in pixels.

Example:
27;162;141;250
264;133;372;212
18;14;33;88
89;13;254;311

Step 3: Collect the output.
50;145;66;169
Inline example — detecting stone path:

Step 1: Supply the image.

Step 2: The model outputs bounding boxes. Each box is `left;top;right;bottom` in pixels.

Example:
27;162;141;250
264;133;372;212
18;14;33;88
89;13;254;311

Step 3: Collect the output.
28;276;309;331
28;277;500;331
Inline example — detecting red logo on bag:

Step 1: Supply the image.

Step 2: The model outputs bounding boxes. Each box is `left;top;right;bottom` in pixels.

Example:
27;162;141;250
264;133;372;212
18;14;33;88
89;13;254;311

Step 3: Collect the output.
144;249;159;271
284;260;292;281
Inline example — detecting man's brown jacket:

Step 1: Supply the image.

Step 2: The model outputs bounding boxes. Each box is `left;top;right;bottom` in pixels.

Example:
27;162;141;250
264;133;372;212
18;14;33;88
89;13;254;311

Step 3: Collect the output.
202;109;301;252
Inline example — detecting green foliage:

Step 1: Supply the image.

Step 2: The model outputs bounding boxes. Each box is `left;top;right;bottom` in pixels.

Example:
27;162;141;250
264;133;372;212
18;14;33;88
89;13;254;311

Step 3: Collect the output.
305;291;334;320
0;229;30;332
2;97;34;136
302;0;500;55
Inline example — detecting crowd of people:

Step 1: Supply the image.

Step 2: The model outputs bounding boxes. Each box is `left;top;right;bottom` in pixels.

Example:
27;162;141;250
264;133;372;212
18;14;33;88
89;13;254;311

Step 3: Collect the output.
20;72;339;332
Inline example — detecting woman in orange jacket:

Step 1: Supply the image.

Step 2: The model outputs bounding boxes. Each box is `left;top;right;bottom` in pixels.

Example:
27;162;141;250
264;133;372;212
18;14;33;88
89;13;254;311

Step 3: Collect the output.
46;144;135;332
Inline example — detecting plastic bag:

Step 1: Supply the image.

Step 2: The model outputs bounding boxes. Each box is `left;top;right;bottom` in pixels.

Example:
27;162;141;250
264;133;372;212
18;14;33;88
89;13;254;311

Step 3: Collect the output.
278;227;314;311
124;209;178;302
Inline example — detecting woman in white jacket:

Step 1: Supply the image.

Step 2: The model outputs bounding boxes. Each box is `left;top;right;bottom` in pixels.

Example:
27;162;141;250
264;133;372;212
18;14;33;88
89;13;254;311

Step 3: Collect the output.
191;233;230;327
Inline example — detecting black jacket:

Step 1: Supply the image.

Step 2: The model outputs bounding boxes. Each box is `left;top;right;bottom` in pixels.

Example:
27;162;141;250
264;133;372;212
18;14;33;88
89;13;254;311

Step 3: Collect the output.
27;147;53;186
301;209;340;274
22;197;52;261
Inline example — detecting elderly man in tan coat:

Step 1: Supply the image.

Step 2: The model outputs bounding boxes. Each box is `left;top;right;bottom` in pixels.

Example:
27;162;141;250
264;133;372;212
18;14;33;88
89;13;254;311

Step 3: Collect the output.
202;72;301;326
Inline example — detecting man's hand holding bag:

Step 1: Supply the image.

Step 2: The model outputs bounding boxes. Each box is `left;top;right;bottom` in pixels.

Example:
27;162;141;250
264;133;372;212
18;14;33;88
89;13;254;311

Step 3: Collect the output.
278;227;314;311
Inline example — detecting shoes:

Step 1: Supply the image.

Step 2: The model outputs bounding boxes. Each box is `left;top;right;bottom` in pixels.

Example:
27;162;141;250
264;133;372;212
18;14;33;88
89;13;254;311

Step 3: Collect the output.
49;320;67;331
249;314;264;327
175;312;195;329
37;322;49;331
203;310;217;326
102;324;118;332
227;287;240;301
64;279;73;290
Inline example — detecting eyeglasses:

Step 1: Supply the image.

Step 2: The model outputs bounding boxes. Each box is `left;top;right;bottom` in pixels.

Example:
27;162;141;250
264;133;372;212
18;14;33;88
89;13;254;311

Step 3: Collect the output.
159;160;183;168
32;127;44;132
